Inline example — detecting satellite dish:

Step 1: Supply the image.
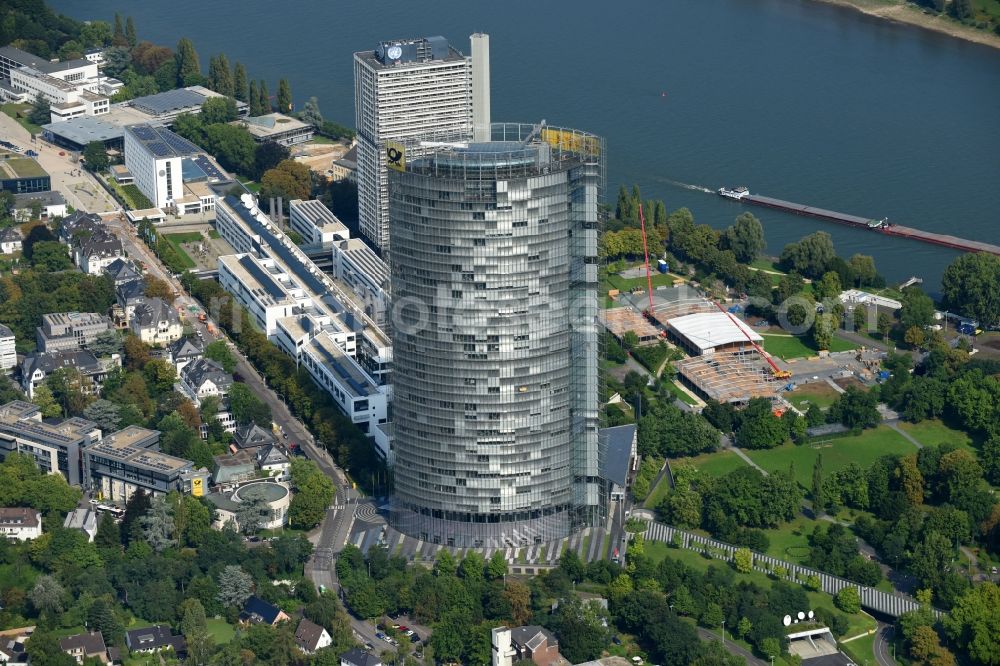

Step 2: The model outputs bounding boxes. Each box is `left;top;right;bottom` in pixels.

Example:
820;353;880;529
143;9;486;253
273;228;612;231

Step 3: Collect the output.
783;615;792;627
808;610;815;619
797;612;806;620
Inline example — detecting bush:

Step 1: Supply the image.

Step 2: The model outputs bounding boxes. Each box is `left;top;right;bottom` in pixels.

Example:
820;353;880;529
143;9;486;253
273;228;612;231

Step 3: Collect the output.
631;342;670;373
834;586;861;614
121;184;153;209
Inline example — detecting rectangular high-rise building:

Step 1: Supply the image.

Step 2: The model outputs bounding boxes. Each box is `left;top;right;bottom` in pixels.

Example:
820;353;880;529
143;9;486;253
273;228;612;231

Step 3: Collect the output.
354;35;488;254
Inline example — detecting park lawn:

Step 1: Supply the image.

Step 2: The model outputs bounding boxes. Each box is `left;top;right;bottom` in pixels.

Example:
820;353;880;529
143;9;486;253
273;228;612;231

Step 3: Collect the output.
606;271;684;293
786;381;841;410
672;450;750;480
744;426;916;489
761;515;825;565
1;103;41;134
762;334;856;360
163;232;201;269
751;258;784;273
841;631;877;664
897;419;975;451
663;379;699;405
205;618;235;643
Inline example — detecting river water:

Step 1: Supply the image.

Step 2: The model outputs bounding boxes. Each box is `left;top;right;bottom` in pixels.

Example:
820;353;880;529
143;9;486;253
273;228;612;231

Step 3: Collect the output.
52;0;1000;291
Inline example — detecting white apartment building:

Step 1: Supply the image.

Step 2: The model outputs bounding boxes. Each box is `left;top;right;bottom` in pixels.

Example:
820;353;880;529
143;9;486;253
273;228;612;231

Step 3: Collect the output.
288;199;349;245
0;508;42;541
0;324;15;373
0;47;112;123
123;124;199;210
218;253;305;337
354;35;485;253
331;238;389;327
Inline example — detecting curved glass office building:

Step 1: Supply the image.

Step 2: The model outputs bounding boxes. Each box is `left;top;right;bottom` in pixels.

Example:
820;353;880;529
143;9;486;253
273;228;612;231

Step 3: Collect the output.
387;123;603;548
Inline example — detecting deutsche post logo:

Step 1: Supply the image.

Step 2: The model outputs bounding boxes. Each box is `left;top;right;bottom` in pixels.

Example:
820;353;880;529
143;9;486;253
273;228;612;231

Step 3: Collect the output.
386;142;405;172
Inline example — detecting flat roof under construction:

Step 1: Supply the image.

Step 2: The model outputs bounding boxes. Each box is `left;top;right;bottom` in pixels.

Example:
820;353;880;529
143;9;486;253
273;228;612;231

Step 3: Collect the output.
676;351;778;404
602;307;660;344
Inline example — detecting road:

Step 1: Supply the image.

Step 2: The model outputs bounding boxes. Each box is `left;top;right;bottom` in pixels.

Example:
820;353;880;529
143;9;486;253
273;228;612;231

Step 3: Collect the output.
696;628;768;666
874;622;896;666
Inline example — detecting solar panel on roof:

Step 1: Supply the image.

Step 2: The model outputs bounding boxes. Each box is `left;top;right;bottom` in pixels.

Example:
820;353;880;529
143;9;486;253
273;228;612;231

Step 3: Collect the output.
162;131;198;155
239;255;287;300
147;141;172;157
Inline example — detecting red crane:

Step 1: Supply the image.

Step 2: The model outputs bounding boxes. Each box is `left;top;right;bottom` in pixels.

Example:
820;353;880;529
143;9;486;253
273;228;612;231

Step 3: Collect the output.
638;202;654;313
709;300;791;380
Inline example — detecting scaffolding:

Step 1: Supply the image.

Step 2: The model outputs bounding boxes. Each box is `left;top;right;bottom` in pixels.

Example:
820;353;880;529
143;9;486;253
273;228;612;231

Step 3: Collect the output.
601;307;661;345
675;348;779;404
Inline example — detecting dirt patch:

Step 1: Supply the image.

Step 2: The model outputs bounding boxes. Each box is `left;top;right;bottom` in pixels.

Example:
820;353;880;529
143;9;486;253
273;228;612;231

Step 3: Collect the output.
834;376;866;391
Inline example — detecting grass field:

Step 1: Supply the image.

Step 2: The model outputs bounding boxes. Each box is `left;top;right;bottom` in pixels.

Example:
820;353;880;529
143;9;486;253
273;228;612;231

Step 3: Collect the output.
663;380;699;405
208;229;221;239
761;515;826;565
163;232;201;269
841;631;878;665
751;258;783;273
897;419;975;451
1;103;41;134
672;450;750;480
745;426;917;488
762;333;856;360
643;472;672;510
786;381;841;410
205;618;235;643
606;270;684;293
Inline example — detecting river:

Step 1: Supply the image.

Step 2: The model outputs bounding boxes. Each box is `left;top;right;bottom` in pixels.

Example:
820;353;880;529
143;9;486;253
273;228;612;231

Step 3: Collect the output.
51;0;1000;291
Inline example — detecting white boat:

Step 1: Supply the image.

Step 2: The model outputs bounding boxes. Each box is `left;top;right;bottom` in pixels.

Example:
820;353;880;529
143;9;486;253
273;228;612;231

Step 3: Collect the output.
717;186;750;200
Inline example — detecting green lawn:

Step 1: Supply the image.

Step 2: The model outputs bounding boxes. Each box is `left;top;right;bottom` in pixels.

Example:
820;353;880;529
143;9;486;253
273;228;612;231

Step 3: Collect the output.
643;472;672;510
205;618;235;643
761;515;826;565
3;156;47;178
762;333;856;360
897;419;975;451
745;426;917;488
672;450;750;480
240;179;261;193
841;632;879;665
208;229;221;239
606;270;684;293
663;379;698;405
786;381;842;410
163;232;201;269
751;258;784;273
1;103;41;134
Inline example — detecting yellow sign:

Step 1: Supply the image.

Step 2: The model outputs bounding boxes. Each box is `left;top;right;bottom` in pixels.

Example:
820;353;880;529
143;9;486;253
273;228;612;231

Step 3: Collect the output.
191;477;204;497
386;141;406;172
541;128;601;156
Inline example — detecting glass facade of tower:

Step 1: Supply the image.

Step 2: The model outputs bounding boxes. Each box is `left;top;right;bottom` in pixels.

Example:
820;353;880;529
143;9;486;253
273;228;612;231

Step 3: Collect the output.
388;123;603;548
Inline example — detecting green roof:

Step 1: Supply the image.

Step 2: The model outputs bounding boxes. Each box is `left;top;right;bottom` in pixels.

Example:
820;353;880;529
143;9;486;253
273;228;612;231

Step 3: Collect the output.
0;155;47;179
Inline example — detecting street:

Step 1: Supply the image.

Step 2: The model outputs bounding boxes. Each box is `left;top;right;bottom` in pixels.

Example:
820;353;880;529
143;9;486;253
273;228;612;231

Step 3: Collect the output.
874;622;896;666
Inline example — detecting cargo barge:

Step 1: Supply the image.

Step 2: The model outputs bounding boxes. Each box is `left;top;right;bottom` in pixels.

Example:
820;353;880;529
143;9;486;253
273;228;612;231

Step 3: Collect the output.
717;187;1000;256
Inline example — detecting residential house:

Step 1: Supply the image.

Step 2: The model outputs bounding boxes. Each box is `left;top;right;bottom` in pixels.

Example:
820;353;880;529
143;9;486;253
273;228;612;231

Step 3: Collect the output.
129;297;182;346
73;229;123;275
57;210;103;245
12;191;67;222
294;618;332;655
239;596;290;626
0;508;42;541
59;631;107;664
0;631;30;666
103;257;142;287
180;358;232;401
19;349;112;399
491;626;563;666
114;279;147;327
167;336;203;373
257;444;290;481
63;507;98;542
0;324;15;373
339;648;384;666
0;227;22;254
36;312;111;353
124;625;186;657
232;423;277;452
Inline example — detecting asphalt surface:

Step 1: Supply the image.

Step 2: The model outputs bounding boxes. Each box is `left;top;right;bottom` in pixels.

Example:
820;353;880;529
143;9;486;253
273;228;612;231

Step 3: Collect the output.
874;622;897;666
696;628;768;665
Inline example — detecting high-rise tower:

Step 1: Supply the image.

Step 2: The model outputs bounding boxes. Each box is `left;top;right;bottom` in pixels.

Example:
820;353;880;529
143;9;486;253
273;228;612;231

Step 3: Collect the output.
387;123;604;548
354;35;490;255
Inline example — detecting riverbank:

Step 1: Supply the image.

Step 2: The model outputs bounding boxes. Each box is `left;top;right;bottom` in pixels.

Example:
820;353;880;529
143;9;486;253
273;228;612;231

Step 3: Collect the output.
811;0;1000;49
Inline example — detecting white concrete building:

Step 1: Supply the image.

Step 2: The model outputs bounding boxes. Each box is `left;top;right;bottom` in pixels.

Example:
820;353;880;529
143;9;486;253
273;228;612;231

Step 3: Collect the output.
0;324;15;373
0;508;42;541
123;124;199;210
0;46;111;123
12;191;67;222
354;35;485;252
331;238;389;327
288;199;349;246
218;254;304;337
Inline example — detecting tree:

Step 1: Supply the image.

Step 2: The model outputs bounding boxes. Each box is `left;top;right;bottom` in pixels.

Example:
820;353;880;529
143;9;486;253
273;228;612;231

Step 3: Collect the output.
258;80;270;115
827;386;880;430
982;437;1000;486
205;339;237;373
815;271;843;301
179;598;211;665
175;37;201;86
289;458;335;529
735;398;787;449
904;325;926;349
835;586;861;614
248;80;260;116
723;212;765;263
277;79;292;113
90;329;123;357
235;486;267;535
852;305;869;333
140;495;176;552
208;53;234;97
95;511;120;550
82;141;109;172
943;583;1000;666
260;159;312;202
204;123;257;176
848;254;879;287
83;399;121;432
30;575;66;616
549;597;610;663
124;15;137;47
112;13;126;46
733;547;753;573
254;141;291;181
31;385;62;418
120;488;151;546
300;96;323;126
30;241;73;271
233;62;249;102
901;286;935;330
229;382;271;427
779;231;835;279
941;252;1000;327
143;275;173;301
217;564;254;608
487;550;508;579
201;96;238;125
877;312;893;339
812;315;834;351
25;632;75;666
812;453;826;516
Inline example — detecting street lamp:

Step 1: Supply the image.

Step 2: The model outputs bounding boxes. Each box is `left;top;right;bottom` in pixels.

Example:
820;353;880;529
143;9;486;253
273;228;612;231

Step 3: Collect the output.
721;620;725;644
